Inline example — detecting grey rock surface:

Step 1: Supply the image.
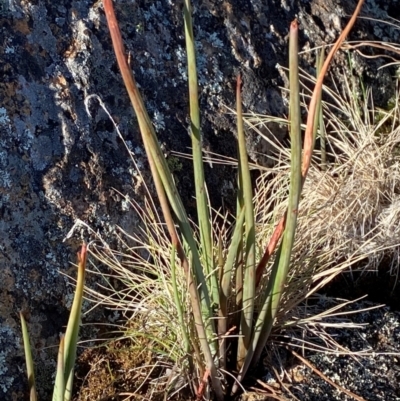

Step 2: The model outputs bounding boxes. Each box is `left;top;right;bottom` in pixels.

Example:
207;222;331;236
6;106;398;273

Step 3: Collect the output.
0;0;398;399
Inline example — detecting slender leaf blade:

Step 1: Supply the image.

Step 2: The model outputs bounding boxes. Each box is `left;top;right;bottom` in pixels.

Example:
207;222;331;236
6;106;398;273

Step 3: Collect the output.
232;20;302;392
183;0;217;305
218;205;246;369
54;336;65;401
62;244;87;401
20;313;38;401
236;75;256;368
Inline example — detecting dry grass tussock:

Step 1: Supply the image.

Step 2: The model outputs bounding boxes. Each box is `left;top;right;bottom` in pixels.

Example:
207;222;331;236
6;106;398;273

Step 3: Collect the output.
75;75;400;399
250;74;400;296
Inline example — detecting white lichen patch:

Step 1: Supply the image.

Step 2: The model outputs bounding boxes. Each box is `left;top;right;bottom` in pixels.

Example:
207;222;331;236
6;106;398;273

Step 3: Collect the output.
0;326;18;393
0;107;10;125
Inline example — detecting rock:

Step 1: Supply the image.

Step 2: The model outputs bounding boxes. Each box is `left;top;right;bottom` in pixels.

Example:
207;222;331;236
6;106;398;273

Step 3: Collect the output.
0;0;397;399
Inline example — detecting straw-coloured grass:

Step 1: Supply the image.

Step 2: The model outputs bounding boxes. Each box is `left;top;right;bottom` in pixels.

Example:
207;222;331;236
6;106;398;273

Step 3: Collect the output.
250;73;400;295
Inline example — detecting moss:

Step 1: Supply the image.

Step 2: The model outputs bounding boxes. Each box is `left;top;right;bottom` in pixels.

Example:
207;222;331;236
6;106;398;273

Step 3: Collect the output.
166;155;183;173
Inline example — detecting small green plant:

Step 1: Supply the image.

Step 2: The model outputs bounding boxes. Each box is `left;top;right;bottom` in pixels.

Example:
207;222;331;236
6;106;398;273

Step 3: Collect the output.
96;0;366;399
20;244;87;401
166;155;183;174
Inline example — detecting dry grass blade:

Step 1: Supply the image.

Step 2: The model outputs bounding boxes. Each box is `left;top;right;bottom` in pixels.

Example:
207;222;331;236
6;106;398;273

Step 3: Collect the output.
301;0;365;176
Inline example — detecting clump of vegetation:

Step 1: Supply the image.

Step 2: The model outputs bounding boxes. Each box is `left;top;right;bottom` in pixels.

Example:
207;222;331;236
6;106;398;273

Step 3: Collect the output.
75;0;375;400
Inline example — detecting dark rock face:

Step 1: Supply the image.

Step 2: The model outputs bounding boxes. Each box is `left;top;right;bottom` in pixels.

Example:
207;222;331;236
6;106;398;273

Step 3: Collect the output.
0;0;397;398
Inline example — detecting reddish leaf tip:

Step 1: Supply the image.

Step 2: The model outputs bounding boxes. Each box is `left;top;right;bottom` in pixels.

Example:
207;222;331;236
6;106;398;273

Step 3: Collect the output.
78;242;87;263
237;74;242;87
